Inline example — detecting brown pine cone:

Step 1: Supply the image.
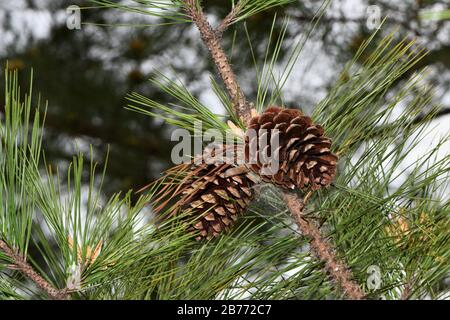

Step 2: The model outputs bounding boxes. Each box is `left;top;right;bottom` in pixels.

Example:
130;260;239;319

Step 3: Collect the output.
182;162;258;240
244;106;338;190
152;146;259;241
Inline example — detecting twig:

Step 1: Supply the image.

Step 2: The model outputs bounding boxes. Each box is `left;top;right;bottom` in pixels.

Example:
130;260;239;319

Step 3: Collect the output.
216;1;243;37
0;239;68;300
401;274;417;300
182;0;250;124
182;0;365;299
283;193;365;299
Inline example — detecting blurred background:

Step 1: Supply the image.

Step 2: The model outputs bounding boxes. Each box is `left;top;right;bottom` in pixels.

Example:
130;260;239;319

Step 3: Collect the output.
0;0;449;197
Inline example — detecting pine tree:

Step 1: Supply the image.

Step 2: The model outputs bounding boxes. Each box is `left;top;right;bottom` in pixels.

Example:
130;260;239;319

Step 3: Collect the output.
0;1;449;300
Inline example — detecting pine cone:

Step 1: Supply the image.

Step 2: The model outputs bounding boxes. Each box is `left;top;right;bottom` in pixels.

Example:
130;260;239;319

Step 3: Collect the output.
244;106;338;190
182;162;257;240
153;146;258;241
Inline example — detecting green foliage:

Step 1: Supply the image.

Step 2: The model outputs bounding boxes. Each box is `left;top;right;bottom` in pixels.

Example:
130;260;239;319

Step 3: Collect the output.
247;1;329;111
420;9;450;21
314;30;430;154
127;71;229;134
120;28;449;299
0;70;44;255
227;0;296;26
0;5;449;300
89;0;190;26
126;3;330;129
89;0;297;27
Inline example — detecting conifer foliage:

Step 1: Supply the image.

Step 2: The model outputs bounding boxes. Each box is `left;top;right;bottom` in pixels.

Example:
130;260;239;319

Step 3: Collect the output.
0;1;449;300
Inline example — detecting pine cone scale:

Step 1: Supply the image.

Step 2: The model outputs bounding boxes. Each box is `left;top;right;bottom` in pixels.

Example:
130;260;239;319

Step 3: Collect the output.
244;106;338;190
176;153;256;240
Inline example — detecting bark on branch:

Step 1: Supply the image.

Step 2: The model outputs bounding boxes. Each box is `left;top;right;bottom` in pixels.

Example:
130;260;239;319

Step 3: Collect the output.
183;0;250;124
0;239;68;300
283;193;365;300
216;2;243;37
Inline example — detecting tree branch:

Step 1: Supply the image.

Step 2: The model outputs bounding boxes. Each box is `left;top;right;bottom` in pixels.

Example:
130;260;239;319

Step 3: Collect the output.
216;1;243;37
0;239;68;300
182;0;365;299
283;193;365;299
182;0;251;124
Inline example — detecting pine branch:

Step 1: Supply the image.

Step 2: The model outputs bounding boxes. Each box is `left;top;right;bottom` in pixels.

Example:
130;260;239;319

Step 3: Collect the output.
216;1;244;37
182;0;365;299
0;240;69;300
182;0;250;124
283;193;365;300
